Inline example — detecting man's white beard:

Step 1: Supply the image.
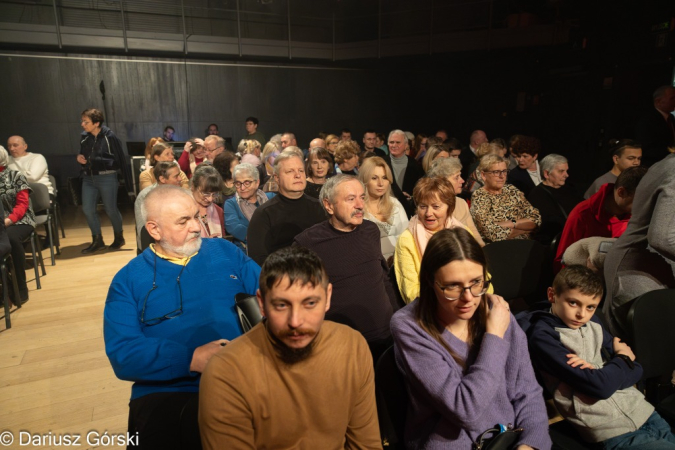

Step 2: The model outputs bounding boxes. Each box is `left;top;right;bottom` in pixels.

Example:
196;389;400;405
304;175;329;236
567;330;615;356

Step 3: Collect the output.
160;233;202;257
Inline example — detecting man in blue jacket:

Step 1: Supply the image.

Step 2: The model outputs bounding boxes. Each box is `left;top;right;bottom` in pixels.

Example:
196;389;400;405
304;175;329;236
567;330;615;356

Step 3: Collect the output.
104;185;260;450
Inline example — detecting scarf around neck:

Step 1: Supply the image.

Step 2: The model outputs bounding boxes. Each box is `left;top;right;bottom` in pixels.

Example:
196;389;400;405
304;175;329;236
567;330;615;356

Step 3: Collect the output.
408;214;467;258
237;189;269;221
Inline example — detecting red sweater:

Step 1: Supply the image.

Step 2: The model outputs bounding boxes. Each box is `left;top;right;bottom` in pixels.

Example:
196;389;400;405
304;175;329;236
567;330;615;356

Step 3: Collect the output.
554;183;629;272
0;166;30;224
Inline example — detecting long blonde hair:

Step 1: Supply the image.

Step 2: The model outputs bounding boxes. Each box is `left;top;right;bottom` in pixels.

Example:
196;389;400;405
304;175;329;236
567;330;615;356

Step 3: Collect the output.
359;157;395;222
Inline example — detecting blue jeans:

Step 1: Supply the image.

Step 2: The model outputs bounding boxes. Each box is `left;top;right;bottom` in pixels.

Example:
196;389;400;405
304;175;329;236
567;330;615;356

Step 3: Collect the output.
604;412;675;450
81;173;124;235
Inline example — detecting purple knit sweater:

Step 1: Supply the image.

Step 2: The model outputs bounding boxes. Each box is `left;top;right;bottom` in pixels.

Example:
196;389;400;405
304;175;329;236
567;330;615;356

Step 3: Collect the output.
390;301;552;450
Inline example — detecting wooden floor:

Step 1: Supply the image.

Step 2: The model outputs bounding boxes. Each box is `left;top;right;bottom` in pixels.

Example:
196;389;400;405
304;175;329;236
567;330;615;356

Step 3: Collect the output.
0;205;138;450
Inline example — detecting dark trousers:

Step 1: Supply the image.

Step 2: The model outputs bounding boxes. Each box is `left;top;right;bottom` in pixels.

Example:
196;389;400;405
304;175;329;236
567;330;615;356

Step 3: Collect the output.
127;392;202;450
6;224;33;298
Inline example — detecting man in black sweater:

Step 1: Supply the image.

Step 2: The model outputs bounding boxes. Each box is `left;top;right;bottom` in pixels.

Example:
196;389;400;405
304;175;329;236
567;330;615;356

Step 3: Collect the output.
247;151;325;265
294;174;396;363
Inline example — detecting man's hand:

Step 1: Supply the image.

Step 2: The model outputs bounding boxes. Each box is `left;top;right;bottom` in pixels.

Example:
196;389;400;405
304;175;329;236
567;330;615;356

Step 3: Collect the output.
76;154;87;164
190;339;229;373
613;337;636;361
566;354;593;369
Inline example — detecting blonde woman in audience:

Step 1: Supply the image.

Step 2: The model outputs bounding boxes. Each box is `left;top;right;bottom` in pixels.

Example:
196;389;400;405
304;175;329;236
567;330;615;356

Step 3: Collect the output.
139;142;189;190
190;165;225;238
470;154;541;243
325;134;339;156
177;137;206;179
237;139;262;167
359;156;409;261
395;177;491;304
305;147;334;199
427;158;485;246
261;140;281;192
463;142;506;194
421;144;450;172
334;140;360;175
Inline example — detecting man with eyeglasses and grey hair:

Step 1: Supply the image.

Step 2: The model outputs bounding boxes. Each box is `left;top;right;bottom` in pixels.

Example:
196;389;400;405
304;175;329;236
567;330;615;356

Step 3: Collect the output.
204;135;226;162
104;184;260;450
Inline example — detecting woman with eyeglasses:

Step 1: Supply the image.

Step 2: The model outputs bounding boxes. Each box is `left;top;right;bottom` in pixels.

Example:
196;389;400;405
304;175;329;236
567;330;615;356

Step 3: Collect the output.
325;134;339;157
304;147;334;199
224;163;275;251
470;154;541;244
390;227;551;450
191;165;226;238
394;177;491;304
462;142;507;195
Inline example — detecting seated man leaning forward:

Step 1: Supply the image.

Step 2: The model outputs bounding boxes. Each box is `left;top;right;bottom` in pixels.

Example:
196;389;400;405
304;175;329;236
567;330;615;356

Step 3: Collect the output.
104;184;261;450
199;246;381;450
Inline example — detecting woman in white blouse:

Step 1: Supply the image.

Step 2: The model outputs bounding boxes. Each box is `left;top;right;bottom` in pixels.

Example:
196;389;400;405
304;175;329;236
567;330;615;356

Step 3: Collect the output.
359;156;409;262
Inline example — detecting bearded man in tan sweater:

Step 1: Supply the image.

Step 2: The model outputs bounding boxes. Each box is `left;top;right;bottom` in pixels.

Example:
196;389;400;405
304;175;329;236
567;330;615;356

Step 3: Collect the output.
199;246;381;450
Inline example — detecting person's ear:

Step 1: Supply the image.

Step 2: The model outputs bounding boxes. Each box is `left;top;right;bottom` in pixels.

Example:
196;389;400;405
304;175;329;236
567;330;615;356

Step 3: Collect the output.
324;283;333;312
547;287;556;304
323;199;335;216
616;186;628;199
145;220;161;241
612;154;620;166
543;170;550;180
256;289;266;318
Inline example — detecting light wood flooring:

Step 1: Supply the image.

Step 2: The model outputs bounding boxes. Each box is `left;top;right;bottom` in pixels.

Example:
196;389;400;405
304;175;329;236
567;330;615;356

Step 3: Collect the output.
1;205;138;450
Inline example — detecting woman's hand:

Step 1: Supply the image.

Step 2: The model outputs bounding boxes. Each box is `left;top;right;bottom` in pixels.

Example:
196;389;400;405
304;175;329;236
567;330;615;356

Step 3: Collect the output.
76;154;87;164
485;294;511;339
183;141;192;153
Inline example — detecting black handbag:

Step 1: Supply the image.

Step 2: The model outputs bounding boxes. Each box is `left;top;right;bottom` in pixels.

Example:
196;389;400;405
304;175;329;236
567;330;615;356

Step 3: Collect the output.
473;424;523;450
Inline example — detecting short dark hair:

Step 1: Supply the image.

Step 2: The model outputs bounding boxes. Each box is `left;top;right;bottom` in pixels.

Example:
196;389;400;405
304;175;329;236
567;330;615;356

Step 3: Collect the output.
363;129;376;136
245;116;258;125
208;123;219;130
164;125;175;132
552;265;603;298
511;135;541;156
259;246;329;299
212;151;240;183
614;166;648;195
446;137;462;151
81;108;104;126
153;161;178;181
608;138;641;158
341;128;351;134
191;164;223;193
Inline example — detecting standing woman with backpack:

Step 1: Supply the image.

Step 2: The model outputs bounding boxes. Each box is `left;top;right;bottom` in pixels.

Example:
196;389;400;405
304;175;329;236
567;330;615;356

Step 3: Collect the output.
76;108;133;253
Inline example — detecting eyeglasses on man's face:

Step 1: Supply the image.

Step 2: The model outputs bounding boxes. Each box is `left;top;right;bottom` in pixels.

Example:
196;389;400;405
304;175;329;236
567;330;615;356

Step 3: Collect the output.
435;279;491;301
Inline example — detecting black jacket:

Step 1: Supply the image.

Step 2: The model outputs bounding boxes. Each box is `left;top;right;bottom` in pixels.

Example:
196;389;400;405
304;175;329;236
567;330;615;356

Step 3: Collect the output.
79;126;133;194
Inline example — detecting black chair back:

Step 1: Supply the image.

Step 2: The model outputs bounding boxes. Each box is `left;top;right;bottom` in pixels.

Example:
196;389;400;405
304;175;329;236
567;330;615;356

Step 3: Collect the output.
483;239;546;302
29;183;51;214
387;264;406;312
234;293;263;332
375;345;407;449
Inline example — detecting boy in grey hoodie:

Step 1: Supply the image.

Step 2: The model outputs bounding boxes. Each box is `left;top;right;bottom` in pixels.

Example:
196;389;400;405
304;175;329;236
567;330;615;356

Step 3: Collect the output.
524;265;674;449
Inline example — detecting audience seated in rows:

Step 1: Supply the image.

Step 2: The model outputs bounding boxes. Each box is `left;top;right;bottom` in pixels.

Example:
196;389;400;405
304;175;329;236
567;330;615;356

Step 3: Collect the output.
470;154;541;244
604;152;675;338
295;175;396;362
391;228;551;449
554;166;647;273
246;150;325;265
223;163;274;251
0;147;35;303
359;156;409;261
527;154;582;245
584;139;642;199
6;135;54;195
427;157;485;246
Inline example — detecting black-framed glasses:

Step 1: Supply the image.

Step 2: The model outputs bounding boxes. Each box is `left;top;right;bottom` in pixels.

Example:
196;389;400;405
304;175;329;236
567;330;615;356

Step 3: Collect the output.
435;279;491;301
485;169;509;177
234;180;254;189
140;252;187;326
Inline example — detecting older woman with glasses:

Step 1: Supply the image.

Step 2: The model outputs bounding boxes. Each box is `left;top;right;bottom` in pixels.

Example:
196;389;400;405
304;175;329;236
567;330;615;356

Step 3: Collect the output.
224;163;275;251
191;165;226;238
391;227;551;450
470;155;541;244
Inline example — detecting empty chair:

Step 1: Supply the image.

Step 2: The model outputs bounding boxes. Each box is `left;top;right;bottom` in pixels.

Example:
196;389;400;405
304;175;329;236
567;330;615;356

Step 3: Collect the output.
30;182;57;265
483;239;546;307
48;174;65;239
